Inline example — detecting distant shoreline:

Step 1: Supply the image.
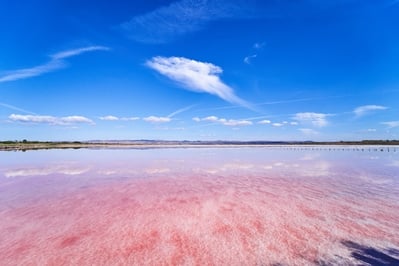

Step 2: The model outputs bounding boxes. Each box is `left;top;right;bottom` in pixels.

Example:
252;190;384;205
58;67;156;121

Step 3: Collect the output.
1;140;399;151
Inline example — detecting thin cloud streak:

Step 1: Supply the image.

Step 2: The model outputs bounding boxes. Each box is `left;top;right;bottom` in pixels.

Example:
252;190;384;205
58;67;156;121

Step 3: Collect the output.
168;105;196;118
353;105;387;117
0;60;65;82
199;95;349;112
51;46;110;60
0;46;109;83
0;102;37;115
146;56;252;109
244;54;257;64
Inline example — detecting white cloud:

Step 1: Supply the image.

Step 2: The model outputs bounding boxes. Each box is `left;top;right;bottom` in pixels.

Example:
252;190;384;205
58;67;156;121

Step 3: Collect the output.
0;46;109;83
244;54;257;64
272;123;284;127
143;116;171;123
9;114;94;125
354;105;387;117
254;42;266;49
194;116;252;126
120;117;140;121
258;119;271;124
100;115;119;121
290;121;299;126
146;56;251;108
51;46;110;60
381;121;399;128
299;128;319;135
203;116;219;122
220;119;252;126
293;112;329;127
120;0;253;43
61;116;94;124
99;115;140;121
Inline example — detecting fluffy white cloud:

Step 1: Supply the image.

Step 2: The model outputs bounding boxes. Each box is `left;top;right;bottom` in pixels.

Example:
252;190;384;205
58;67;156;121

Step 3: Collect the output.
293;112;329;127
146;56;251;108
381;121;399;128
143;116;171;123
9;114;94;125
354;105;387;117
193;116;252;126
203;116;219;122
258;119;271;124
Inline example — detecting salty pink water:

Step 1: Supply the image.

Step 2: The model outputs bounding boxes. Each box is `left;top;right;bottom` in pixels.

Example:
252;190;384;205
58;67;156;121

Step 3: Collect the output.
0;147;398;265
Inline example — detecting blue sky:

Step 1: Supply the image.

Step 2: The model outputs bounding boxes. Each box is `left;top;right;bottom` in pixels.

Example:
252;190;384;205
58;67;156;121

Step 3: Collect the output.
1;0;399;141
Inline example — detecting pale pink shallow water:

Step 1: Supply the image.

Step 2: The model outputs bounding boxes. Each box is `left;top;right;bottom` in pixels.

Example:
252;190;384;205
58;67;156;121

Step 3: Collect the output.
0;147;399;265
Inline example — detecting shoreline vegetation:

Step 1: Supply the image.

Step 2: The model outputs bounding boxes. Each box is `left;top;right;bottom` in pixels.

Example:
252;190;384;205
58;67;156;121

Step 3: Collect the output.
1;140;399;151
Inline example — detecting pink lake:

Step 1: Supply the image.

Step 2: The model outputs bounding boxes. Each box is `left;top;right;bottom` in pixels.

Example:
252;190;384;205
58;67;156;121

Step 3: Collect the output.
0;147;399;265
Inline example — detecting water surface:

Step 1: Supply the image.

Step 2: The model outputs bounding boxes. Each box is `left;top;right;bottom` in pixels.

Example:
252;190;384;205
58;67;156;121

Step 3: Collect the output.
0;147;398;265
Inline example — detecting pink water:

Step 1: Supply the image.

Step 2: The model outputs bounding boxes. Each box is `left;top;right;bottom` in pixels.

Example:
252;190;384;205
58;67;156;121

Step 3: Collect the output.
0;147;398;265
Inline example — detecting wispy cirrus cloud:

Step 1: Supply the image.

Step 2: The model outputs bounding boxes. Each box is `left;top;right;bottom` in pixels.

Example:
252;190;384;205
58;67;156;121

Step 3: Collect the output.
146;56;251;108
243;54;257;65
0;46;109;83
0;60;65;83
193;116;252;126
167;104;195;118
119;0;255;43
254;42;266;49
293;112;329;127
51;46;109;60
381;121;399;128
0;102;36;115
353;105;387;117
9;114;94;126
